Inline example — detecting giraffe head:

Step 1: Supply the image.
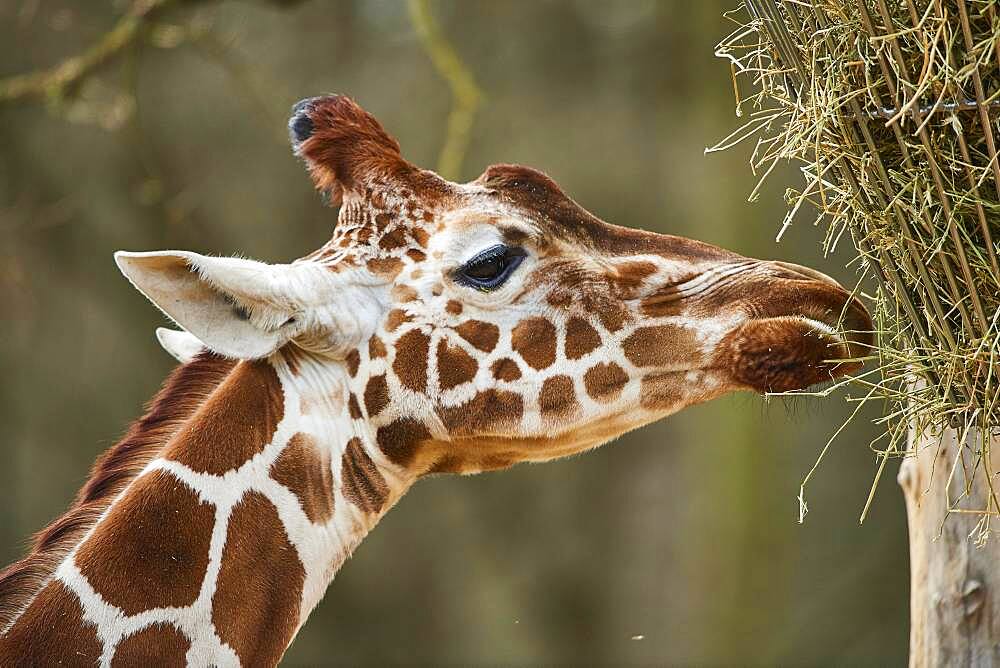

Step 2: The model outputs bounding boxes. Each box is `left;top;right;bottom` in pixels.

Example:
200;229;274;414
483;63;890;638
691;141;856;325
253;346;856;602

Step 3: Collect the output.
118;95;871;475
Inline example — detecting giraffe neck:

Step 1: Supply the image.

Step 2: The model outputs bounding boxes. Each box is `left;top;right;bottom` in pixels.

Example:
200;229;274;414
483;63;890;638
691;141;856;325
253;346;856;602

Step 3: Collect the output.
0;351;415;666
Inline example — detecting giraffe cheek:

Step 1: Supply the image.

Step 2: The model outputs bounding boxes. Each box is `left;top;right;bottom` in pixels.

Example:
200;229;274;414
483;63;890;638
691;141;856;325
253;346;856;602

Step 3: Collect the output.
621;325;703;370
436;339;478;391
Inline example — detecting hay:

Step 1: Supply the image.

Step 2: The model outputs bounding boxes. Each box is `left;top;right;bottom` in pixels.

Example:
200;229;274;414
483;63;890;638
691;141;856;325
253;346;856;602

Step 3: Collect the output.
712;0;1000;523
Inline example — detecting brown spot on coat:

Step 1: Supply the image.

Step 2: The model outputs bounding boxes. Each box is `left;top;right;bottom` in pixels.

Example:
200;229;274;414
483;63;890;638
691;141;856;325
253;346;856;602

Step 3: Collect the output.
376;419;432;467
75;470;214;616
0;581;102;664
437;389;523;436
512;317;557;370
598;306;628;332
640;373;686;409
539;375;578;417
345;349;361;377
369;335;387;358
564;317;602;359
640;288;685;318
393;329;430;393
364;374;391;416
379;226;408;250
445;300;463;315
584;363;629;400
623;325;701;368
341;438;389;514
367;257;403;278
437;339;478;390
500;226;530;245
609;261;658;294
583;293;628;332
412;226;431;246
165;360;284;475
406;249;427;263
547;290;573;308
490;357;522;381
348;393;363;419
270;433;334;524
454;320;500;353
112;624;189;667
385;309;411;332
212;492;303;667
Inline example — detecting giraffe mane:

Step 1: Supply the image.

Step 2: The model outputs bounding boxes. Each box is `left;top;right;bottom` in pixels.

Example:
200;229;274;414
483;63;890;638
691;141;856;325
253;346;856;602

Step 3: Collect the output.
0;351;237;631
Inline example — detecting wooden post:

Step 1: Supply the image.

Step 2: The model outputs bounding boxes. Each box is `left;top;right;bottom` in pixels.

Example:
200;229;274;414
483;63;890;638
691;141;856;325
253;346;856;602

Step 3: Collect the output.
899;423;1000;666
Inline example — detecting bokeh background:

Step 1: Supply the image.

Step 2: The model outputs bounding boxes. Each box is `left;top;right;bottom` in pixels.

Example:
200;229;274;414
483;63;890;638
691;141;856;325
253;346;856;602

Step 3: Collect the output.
0;1;907;665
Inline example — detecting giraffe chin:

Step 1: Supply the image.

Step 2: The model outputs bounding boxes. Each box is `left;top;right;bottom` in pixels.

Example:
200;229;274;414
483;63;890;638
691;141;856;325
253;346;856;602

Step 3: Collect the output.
719;315;869;394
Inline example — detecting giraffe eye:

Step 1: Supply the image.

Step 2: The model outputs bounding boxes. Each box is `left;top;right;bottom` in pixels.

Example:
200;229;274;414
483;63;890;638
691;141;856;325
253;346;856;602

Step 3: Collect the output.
455;245;527;291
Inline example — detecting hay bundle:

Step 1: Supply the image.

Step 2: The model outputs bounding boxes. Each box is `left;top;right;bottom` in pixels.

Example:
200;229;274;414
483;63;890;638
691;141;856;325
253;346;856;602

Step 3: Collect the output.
715;0;1000;517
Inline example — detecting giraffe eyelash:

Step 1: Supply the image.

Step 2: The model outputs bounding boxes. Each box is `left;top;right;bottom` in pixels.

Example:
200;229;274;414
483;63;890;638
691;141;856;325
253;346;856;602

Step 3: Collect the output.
453;244;527;291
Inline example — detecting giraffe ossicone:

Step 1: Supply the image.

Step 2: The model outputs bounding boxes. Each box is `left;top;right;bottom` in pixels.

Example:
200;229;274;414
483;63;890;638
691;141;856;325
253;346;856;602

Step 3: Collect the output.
0;94;872;666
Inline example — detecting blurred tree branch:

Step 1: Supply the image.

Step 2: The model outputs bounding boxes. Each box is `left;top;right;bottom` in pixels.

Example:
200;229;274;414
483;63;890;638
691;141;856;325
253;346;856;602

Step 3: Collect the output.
2;0;479;176
0;0;177;104
407;0;482;180
0;0;308;106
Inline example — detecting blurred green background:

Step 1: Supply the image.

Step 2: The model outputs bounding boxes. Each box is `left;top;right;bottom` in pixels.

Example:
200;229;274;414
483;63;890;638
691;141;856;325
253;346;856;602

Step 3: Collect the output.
0;1;906;665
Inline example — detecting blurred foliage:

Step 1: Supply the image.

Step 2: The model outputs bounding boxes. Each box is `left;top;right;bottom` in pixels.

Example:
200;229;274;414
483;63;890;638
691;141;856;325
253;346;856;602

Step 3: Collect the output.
0;1;906;665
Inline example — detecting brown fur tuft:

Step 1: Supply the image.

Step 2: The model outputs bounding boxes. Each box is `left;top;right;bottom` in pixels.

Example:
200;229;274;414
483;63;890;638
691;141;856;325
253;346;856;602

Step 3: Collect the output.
293;95;452;207
295;95;408;205
0;352;237;632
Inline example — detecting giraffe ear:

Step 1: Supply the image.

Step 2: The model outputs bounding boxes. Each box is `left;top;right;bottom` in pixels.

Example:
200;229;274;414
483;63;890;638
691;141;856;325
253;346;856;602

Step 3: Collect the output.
155;328;205;363
115;250;302;360
289;94;407;205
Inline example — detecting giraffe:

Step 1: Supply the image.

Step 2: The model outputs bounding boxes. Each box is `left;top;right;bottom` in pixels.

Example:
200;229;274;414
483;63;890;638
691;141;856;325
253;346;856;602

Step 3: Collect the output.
0;95;871;666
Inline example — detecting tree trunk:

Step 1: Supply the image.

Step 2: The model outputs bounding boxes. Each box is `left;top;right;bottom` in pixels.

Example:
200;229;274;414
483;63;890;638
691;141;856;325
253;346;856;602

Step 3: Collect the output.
900;423;1000;667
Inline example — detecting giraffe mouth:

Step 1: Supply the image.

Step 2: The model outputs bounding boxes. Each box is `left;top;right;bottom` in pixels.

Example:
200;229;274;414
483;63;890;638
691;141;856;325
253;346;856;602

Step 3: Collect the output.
770;261;873;364
713;261;874;394
719;315;870;394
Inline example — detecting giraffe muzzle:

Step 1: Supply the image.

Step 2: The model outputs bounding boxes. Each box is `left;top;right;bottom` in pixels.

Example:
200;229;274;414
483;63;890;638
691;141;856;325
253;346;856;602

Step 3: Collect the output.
712;260;873;393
